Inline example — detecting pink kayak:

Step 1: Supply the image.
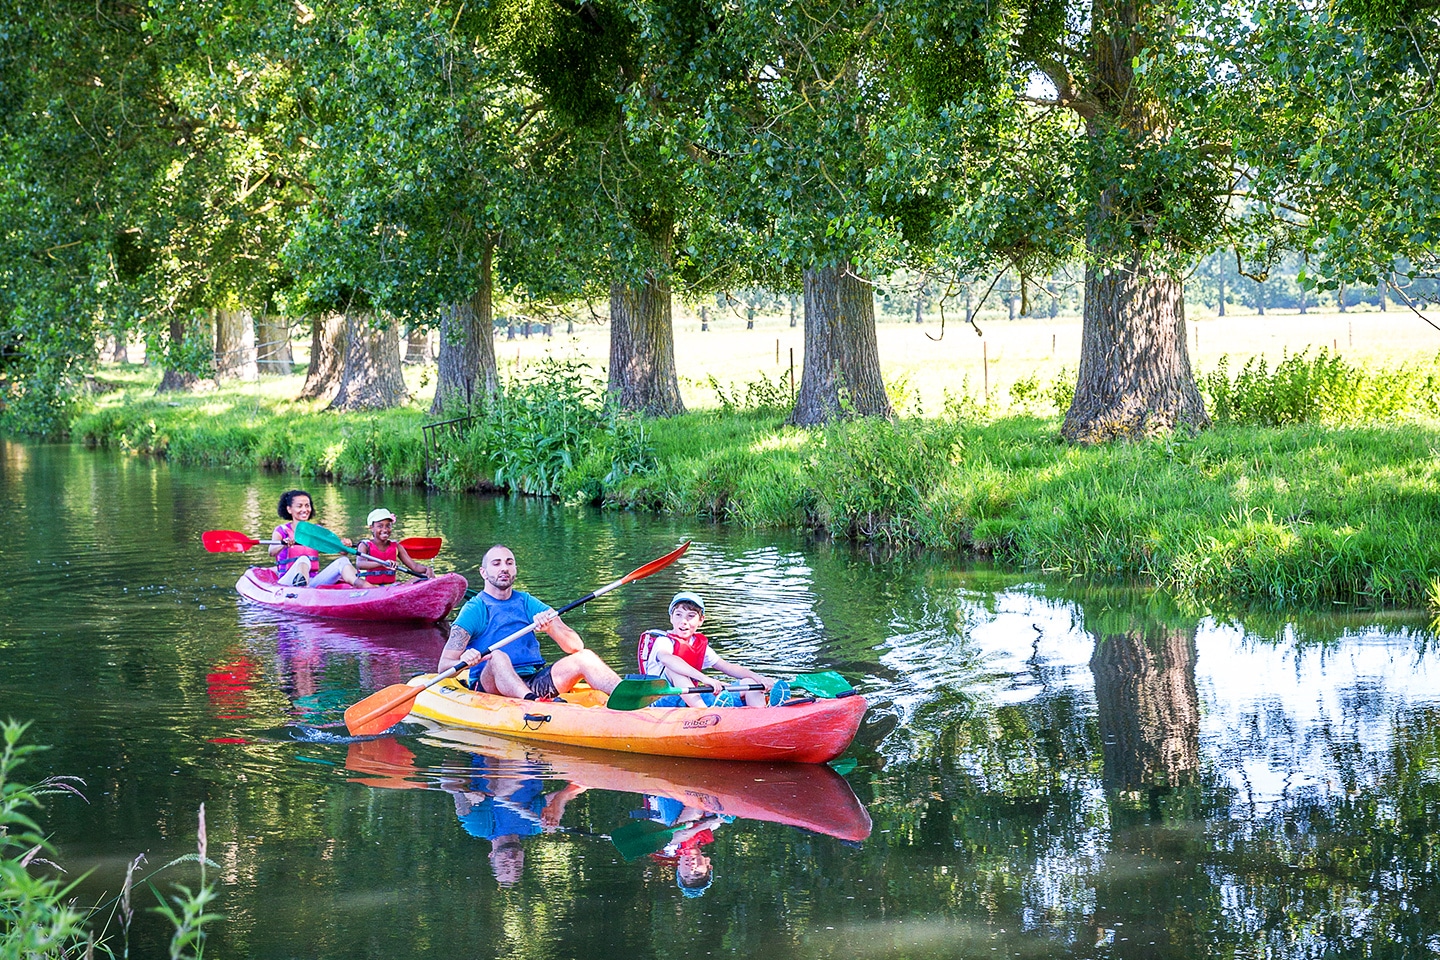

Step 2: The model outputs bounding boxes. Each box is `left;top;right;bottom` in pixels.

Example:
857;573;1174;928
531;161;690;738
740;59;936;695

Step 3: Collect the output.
235;567;469;622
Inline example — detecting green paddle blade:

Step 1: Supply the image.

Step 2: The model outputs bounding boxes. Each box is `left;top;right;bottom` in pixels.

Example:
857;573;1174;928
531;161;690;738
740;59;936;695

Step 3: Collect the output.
606;677;684;712
610;818;683;861
791;670;853;699
293;521;355;555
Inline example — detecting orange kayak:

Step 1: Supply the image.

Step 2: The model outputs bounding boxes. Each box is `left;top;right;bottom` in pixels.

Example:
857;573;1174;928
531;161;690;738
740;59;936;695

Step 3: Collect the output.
406;676;866;764
347;729;871;842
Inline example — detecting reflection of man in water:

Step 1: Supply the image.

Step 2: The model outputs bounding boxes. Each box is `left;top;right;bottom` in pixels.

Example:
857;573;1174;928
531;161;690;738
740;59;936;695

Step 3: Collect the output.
446;759;585;887
643;795;729;898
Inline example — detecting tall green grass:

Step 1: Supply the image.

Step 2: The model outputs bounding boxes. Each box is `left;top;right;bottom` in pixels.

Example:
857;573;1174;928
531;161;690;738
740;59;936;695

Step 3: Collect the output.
68;364;1440;607
0;720;219;958
615;417;1440;607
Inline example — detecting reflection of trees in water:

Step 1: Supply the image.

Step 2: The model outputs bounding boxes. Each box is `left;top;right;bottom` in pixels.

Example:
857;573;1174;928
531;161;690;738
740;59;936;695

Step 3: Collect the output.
836;586;1440;959
1195;702;1440;957
1090;626;1200;800
45;447;1434;958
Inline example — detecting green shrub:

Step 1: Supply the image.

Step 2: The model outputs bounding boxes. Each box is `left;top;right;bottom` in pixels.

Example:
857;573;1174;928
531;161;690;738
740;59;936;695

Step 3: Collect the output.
1046;367;1076;415
562;406;656;504
810;416;965;541
706;371;792;414
1201;349;1439;426
1007;373;1042;413
487;359;605;496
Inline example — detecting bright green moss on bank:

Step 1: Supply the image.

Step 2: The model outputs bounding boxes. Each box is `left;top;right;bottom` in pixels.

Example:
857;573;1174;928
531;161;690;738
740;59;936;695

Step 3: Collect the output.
71;375;1440;608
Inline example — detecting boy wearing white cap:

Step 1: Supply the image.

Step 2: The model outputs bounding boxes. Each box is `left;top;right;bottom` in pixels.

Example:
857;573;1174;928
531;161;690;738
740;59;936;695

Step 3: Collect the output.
356;508;434;585
637;592;778;707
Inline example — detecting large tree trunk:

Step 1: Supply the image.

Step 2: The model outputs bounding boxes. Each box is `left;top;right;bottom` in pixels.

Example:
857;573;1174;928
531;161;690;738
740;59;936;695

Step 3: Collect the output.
608;217;684;416
790;262;892;425
1062;262;1208;441
330;313;407;410
256;313;293;375
157;315;213;393
213;307;258;381
299;312;346;400
1063;0;1210;442
431;242;498;416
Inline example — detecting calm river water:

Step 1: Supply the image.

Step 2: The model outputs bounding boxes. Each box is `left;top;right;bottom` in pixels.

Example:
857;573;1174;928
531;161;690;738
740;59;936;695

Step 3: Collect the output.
3;440;1439;959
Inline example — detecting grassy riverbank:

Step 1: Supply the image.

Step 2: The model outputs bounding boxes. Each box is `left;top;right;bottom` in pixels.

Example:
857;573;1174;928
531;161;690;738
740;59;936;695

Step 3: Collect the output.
72;360;1440;609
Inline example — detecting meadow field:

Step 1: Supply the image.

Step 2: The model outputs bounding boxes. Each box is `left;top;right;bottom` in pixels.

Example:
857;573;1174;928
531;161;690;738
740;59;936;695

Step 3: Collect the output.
102;300;1438;419
487;303;1439;415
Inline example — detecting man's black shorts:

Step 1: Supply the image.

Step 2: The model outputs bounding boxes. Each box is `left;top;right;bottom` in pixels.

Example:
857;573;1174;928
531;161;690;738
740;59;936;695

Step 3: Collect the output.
467;663;559;700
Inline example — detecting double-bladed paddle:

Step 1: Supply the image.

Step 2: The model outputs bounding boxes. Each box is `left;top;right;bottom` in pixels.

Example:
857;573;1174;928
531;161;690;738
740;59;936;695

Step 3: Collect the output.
293;521;435;580
341;540;693;736
605;670;853;711
611;814;725;861
605;678;770;711
202;528;443;560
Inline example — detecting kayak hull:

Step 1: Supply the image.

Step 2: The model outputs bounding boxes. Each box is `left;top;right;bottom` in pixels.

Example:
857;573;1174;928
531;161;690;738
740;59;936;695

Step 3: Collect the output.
407;677;866;763
236;567;468;622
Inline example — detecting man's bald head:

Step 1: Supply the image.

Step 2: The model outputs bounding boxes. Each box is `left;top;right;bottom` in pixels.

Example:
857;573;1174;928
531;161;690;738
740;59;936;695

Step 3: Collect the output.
480;544;517;596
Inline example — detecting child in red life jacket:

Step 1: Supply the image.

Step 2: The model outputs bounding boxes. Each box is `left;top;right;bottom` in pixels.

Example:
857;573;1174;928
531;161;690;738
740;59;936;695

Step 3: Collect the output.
637;592;777;707
355;508;434;585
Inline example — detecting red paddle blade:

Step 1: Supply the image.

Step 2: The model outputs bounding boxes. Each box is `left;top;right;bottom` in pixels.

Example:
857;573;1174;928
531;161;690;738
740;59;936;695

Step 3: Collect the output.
400;537;442;560
619;540;691;584
202;530;260;552
344;681;429;736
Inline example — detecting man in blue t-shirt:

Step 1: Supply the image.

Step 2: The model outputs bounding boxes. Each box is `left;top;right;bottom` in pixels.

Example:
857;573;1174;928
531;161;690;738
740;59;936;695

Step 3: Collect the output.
439;544;622;700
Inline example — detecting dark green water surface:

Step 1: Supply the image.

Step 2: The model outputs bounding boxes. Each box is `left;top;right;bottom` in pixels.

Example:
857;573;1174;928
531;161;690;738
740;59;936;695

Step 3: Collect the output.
3;440;1439;959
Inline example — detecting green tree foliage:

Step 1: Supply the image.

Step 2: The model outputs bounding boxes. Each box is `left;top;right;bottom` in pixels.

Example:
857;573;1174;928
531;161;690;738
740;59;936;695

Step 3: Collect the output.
275;0;528;315
2;0;1439;434
0;0;305;430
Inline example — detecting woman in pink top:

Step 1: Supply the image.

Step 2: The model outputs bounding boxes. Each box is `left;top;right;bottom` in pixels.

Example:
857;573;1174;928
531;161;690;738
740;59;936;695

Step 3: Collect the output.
268;489;360;587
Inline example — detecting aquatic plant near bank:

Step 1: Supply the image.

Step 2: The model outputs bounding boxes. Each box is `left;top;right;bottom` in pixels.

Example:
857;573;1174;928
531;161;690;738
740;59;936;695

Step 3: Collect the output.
426;359;655;497
810;415;966;542
0;721;220;959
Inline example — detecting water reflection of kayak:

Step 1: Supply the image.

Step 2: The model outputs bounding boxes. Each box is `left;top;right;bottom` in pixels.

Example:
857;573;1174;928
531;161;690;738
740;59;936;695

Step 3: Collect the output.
345;731;872;843
235;567;468;622
259;616;448;660
406;676;867;764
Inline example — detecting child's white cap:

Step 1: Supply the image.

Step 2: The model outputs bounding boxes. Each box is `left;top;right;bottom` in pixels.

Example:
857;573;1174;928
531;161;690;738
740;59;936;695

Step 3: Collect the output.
669;591;705;615
366;508;397;525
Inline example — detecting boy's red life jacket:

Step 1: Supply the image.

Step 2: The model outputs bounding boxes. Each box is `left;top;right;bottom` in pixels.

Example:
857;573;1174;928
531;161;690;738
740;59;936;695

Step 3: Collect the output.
359;538;399;585
648;829;715;864
637;630;710;675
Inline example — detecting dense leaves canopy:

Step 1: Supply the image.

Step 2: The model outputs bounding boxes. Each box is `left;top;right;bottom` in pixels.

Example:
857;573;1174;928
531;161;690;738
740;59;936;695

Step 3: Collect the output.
0;0;1436;432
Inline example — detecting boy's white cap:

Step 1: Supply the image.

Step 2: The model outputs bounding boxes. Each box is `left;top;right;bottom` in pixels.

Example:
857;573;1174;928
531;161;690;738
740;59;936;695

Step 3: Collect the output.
669;591;705;615
366;508;397;525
